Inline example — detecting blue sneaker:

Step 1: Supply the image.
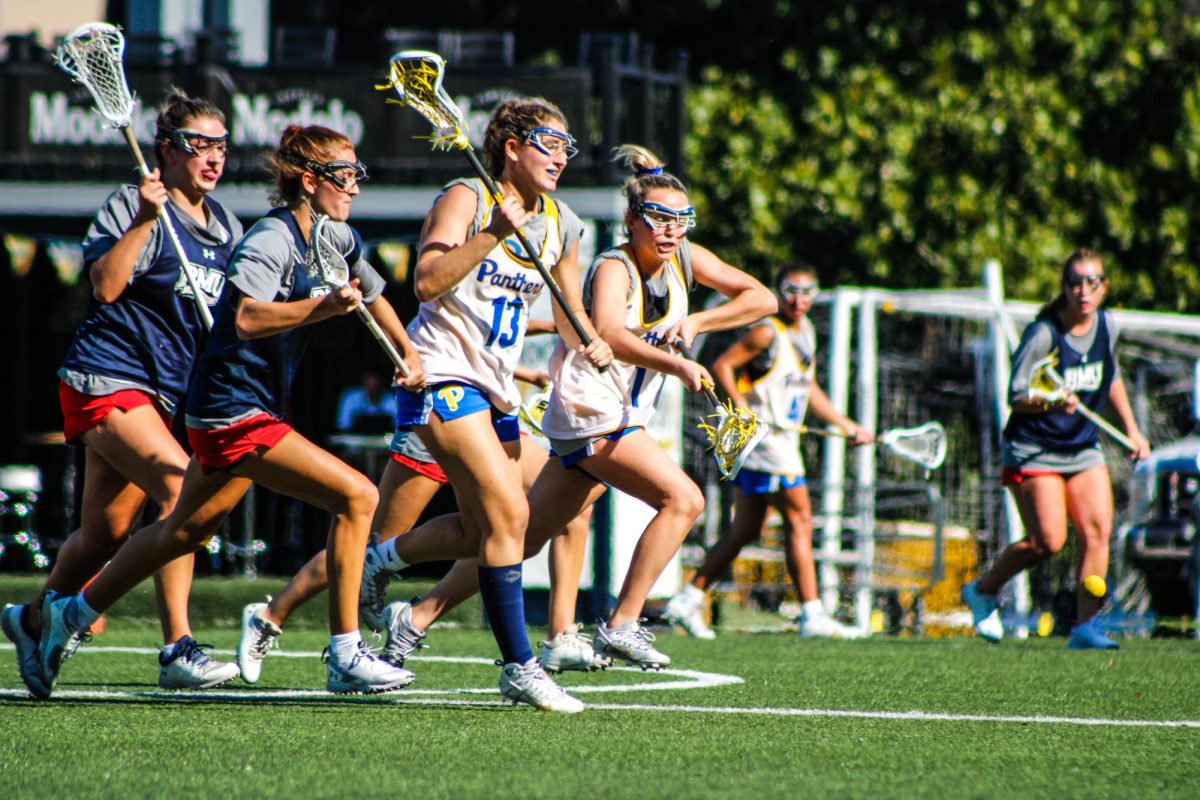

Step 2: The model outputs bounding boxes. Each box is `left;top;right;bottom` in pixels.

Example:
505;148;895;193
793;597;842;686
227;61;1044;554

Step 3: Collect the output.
1068;619;1120;650
961;580;1003;642
39;591;85;694
2;604;49;699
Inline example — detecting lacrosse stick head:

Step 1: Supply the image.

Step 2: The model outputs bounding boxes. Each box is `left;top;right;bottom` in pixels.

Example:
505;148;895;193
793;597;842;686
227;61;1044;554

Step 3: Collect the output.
377;50;471;151
306;213;351;288
1027;351;1066;404
697;401;767;480
881;422;948;471
54;22;135;128
517;387;551;436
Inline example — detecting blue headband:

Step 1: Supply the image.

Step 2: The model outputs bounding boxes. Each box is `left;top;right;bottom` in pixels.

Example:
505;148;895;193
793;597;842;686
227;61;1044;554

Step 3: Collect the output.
636;166;663;176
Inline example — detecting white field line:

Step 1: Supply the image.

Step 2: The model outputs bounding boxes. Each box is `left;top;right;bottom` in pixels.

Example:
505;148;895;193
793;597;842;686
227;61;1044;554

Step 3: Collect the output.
1;686;1198;728
0;643;742;694
3;645;1199;728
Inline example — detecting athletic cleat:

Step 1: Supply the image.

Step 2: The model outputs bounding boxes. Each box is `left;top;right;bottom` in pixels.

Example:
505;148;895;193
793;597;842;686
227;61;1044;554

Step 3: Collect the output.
159;635;241;689
380;600;427;668
38;591;83;694
593;619;670;670
325;641;414;694
538;623;613;673
498;658;584;713
962;580;1003;642
798;611;866;639
1067;618;1120;650
2;604;49;699
662;591;717;640
237;602;281;684
359;542;394;632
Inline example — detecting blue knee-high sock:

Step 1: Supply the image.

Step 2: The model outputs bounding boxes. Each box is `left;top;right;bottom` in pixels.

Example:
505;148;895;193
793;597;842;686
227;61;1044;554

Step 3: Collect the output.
478;563;534;665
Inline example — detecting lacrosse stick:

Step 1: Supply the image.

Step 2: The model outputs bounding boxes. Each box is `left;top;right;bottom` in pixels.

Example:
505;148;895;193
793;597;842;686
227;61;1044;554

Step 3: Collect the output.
792;421;948;471
1027;352;1134;451
675;340;766;480
307;213;410;377
377;51;601;364
55;22;213;329
517;386;551;436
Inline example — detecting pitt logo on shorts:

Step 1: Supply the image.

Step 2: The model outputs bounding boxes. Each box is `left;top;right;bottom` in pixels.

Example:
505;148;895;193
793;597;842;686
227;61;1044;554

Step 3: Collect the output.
437;385;465;412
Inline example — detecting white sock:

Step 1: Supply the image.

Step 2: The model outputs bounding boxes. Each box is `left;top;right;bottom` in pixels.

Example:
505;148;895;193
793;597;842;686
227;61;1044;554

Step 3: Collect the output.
329;632;358;660
802;599;826;618
377;536;409;573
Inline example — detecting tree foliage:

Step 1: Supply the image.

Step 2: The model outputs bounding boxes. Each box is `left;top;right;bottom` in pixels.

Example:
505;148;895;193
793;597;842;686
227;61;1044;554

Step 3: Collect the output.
677;1;1200;310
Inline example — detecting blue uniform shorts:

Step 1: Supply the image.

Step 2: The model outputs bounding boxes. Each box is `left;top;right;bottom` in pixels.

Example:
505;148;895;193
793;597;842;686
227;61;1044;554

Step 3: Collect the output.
393;382;520;443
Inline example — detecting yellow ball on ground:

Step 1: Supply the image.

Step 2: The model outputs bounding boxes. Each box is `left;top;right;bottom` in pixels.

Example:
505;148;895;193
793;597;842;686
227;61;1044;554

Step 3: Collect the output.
1083;575;1107;598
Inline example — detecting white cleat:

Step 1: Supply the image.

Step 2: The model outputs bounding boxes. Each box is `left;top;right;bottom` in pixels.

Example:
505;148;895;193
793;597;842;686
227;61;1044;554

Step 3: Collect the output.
961;580;1003;642
359;544;393;632
797;611;866;639
539;623;612;673
237;602;281;684
159;636;241;689
498;658;584;713
380;600;427;668
662;591;717;640
593;619;670;671
325;641;414;694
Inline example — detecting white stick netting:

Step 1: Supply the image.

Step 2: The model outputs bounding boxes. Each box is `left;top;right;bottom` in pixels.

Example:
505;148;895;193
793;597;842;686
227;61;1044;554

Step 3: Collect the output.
54;23;135;127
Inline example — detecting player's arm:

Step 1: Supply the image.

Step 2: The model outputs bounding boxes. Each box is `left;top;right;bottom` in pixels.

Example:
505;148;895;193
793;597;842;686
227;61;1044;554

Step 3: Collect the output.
808;383;873;443
670;243;776;346
1106;376;1150;459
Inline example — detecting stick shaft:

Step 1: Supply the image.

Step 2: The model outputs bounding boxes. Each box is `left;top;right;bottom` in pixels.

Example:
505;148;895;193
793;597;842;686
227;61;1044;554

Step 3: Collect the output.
1074;403;1136;451
121;126;214;330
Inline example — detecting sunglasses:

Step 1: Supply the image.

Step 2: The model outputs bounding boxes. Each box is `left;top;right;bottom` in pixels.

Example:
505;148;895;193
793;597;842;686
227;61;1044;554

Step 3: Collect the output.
504;123;579;160
168;129;229;156
634;201;696;233
780;280;820;299
1065;273;1107;290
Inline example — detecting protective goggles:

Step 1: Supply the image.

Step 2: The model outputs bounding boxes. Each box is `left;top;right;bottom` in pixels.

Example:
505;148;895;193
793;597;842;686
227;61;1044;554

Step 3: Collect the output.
167;129;229;156
282;152;369;189
504;123;579;159
779;280;820;299
633;201;696;233
1065;273;1106;290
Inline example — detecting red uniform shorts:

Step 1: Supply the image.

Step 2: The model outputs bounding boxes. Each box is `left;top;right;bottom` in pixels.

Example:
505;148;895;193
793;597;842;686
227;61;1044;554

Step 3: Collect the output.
59;381;170;445
1001;466;1068;486
187;413;293;474
389;451;449;484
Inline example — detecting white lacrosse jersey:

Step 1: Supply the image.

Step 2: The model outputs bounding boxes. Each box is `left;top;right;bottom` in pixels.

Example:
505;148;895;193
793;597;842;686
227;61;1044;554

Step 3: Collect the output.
739;315;815;475
542;241;693;440
407;179;566;413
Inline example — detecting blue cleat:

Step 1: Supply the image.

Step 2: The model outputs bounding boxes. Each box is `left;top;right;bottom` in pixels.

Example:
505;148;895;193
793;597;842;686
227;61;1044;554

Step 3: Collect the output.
2;604;49;699
1068;618;1120;650
38;591;84;695
961;580;1003;642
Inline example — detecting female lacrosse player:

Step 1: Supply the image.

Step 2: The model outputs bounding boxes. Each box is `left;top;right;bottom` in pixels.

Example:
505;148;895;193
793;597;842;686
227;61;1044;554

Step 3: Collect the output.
962;249;1149;649
663;261;872;639
378;98;612;713
2;90;242;698
36;124;424;697
356;144;774;674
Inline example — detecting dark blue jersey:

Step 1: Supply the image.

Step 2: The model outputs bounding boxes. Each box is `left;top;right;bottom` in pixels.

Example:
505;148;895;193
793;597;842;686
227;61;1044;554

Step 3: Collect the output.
186;207;380;426
59;192;237;412
1004;309;1116;451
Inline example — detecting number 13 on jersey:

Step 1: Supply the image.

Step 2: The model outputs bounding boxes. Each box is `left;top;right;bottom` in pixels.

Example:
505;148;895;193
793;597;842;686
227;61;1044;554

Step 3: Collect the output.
486;296;524;348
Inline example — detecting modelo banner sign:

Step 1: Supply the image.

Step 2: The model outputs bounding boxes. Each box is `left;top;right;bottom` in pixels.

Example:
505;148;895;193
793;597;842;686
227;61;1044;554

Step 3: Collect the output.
1;65;592;183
